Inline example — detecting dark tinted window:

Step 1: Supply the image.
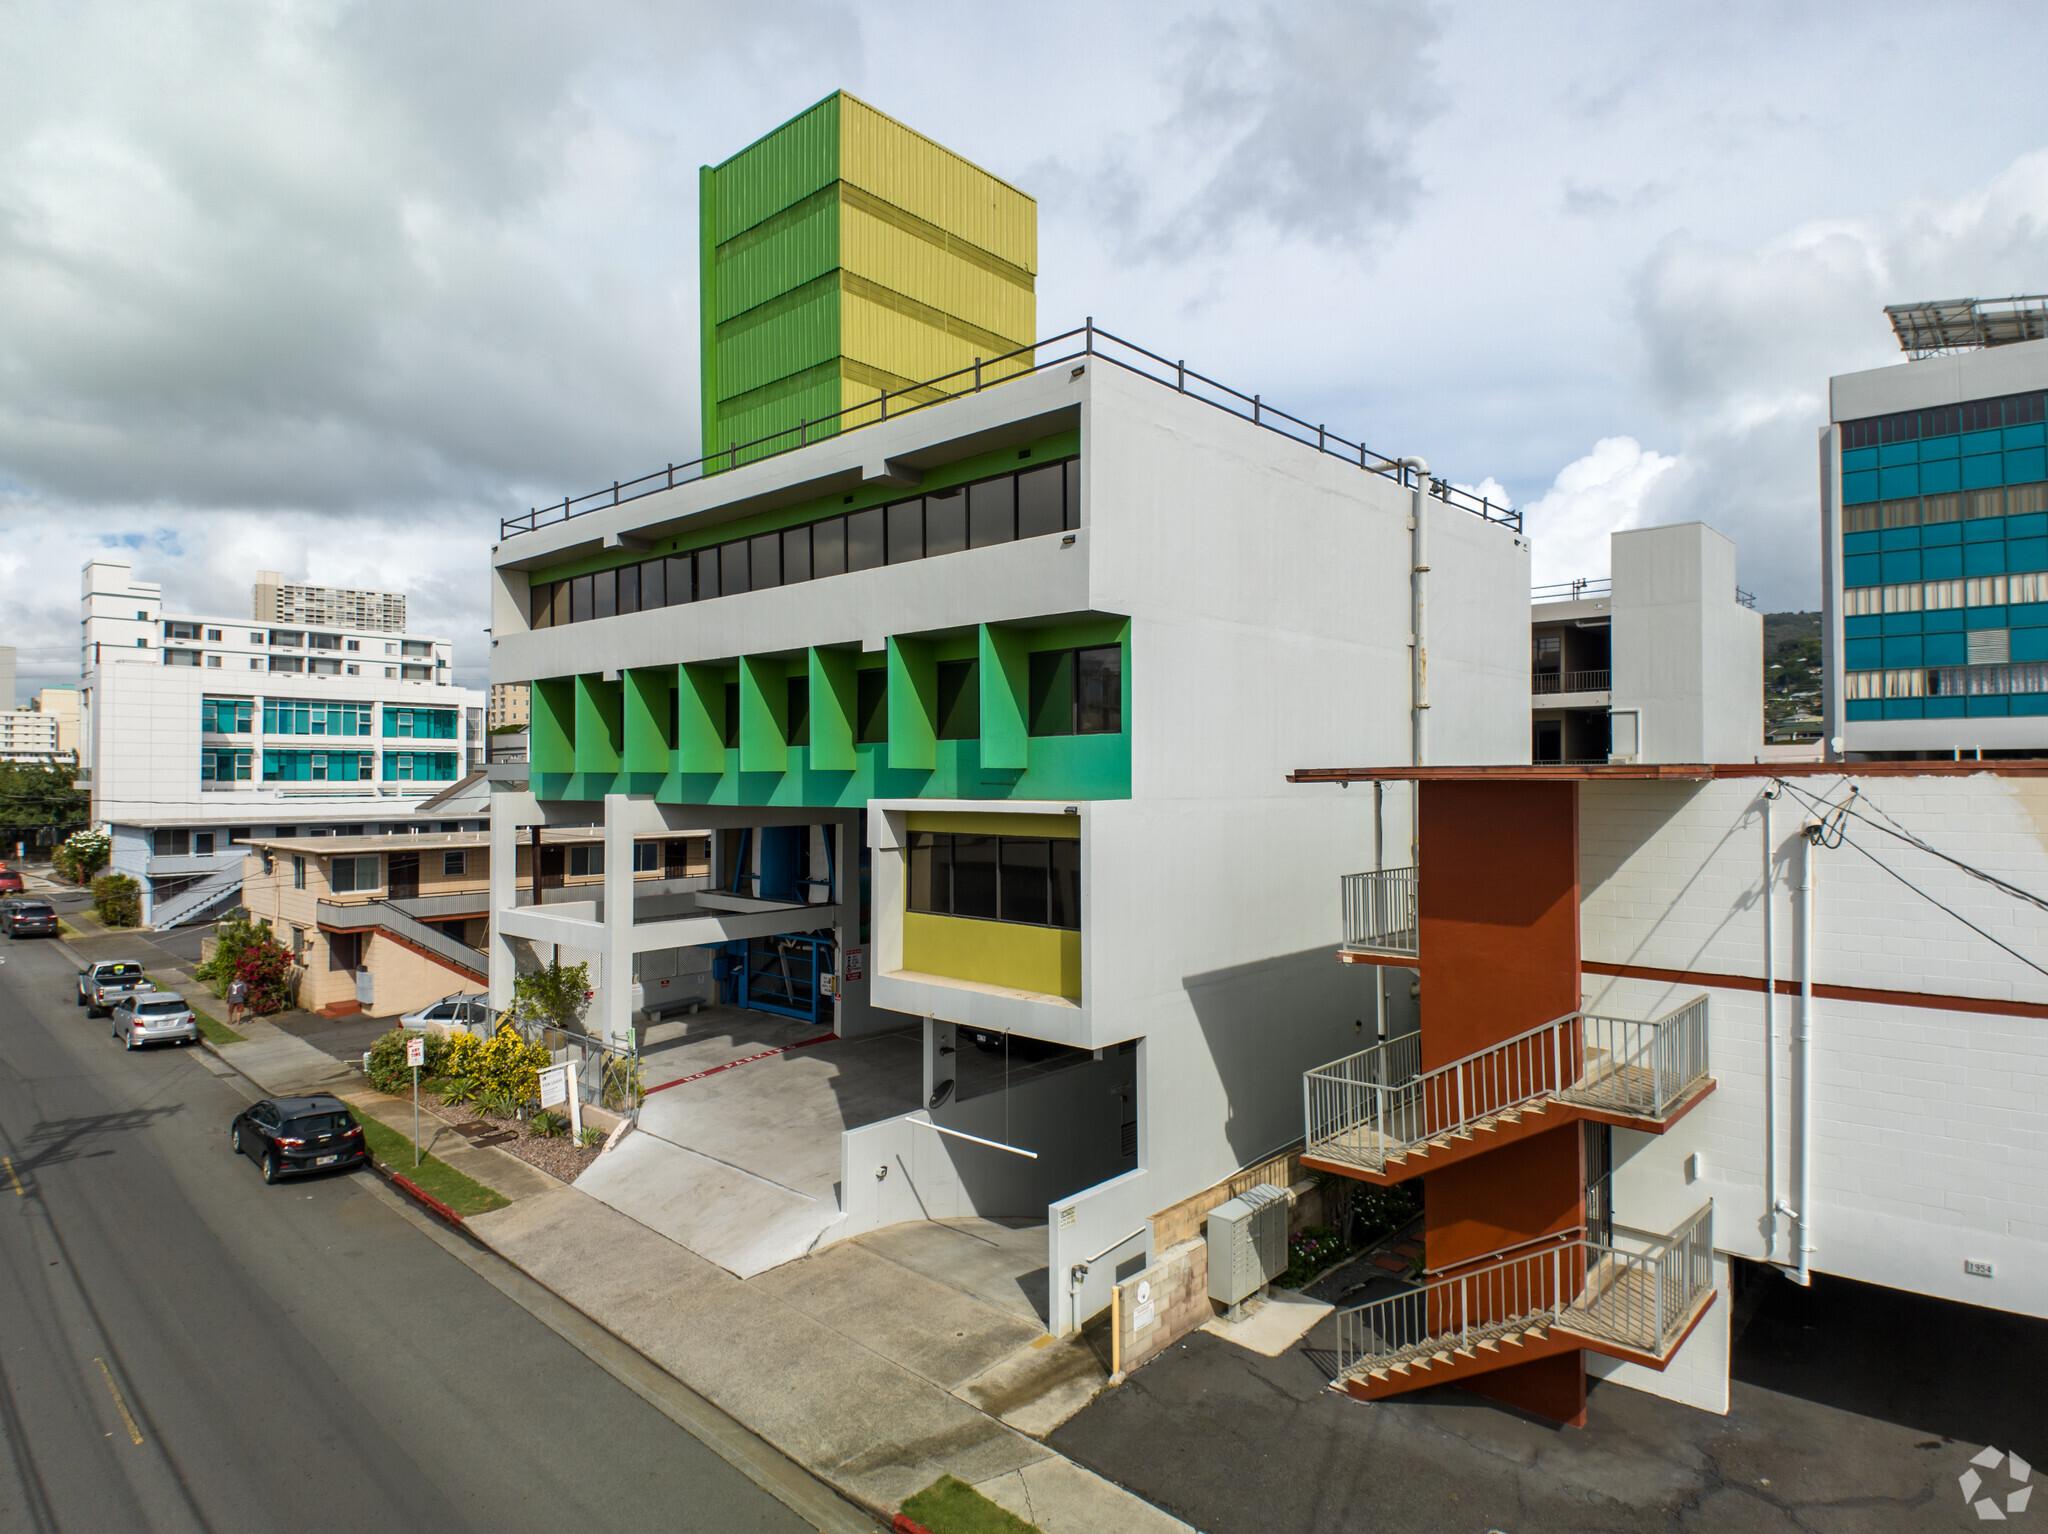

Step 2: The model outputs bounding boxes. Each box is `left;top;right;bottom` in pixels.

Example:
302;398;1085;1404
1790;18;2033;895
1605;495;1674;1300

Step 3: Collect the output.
936;659;978;740
783;525;811;584
786;677;810;746
531;581;555;628
750;532;781;589
847;508;884;571
1029;651;1074;736
887;500;923;564
951;835;998;919
591;568;616;620
924;491;966;555
1017;464;1064;539
968;478;1015;547
570;575;593;623
137;997;187;1014
719;541;749;596
1064;459;1081;528
1051;839;1081;928
640;557;665;609
102;963;143;978
909;831;946;913
665;554;692;604
1000;838;1049;925
286;1111;355;1136
696;549;719;600
856;668;888;744
813;518;846;576
616;563;640;615
723;683;740;749
1076;646;1122;734
13;904;51;917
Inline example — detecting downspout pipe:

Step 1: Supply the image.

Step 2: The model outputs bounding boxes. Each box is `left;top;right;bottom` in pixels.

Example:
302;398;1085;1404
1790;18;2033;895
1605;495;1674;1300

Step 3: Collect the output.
1778;824;1817;1286
1761;787;1779;1262
1404;458;1431;770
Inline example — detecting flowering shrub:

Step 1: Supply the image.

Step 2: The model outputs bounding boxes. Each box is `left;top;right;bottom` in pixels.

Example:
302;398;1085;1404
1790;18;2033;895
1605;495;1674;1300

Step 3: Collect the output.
232;934;295;1013
1278;1224;1348;1289
55;829;110;884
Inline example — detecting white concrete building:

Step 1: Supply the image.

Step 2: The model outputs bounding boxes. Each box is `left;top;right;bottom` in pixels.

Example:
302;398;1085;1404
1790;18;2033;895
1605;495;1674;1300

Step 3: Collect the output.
1531;522;1763;765
81;559;485;928
1823;297;2048;759
486;343;1530;1319
0;706;64;763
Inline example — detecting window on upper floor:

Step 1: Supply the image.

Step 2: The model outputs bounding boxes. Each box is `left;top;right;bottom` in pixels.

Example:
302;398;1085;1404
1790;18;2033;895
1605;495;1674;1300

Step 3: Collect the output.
632;842;658;873
856;668;888;745
154;828;190;856
908;831;1080;930
569;844;603;878
443;850;466;877
936;659;978;740
1028;645;1123;736
525;456;1080;631
330;855;380;894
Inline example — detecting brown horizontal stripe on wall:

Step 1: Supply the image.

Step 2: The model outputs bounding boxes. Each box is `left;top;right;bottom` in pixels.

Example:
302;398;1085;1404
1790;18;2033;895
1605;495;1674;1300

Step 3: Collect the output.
1582;960;2048;1022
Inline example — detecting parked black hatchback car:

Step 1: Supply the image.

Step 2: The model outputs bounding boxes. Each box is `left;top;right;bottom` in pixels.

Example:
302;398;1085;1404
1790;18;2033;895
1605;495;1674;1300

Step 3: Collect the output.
229;1096;369;1183
0;899;58;937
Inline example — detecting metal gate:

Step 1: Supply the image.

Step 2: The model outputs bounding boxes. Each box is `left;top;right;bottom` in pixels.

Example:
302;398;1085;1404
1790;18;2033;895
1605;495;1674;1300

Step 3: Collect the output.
735;933;833;1025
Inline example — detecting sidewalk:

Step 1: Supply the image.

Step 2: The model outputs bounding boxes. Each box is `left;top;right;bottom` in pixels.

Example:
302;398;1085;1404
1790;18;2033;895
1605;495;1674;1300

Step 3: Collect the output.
137;940;1183;1531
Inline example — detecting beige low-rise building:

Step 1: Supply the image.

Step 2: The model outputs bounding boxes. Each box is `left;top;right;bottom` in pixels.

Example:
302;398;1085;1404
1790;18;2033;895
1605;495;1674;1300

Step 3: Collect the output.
240;828;708;1018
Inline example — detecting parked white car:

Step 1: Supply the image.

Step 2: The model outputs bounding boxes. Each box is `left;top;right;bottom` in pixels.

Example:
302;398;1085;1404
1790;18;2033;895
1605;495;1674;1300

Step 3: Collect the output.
112;992;200;1050
399;993;493;1034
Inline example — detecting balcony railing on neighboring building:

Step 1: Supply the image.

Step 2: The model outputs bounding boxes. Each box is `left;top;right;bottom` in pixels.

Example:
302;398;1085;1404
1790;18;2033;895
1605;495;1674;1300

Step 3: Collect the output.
1340;867;1418;957
1533;577;1610;604
1330;1203;1714;1388
501;321;1521;540
1303;996;1711;1175
1531;669;1612;696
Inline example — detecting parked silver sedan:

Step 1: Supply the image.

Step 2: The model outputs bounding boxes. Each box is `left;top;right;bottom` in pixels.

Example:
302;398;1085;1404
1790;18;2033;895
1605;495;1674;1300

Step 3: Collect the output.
112;992;201;1050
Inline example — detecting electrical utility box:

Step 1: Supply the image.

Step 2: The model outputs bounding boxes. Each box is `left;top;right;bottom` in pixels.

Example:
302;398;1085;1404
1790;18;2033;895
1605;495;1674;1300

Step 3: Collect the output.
1206;1183;1290;1306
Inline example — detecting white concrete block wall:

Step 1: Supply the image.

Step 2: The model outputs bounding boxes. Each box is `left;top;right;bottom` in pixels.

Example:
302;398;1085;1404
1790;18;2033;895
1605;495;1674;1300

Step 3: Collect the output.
1580;774;2048;1327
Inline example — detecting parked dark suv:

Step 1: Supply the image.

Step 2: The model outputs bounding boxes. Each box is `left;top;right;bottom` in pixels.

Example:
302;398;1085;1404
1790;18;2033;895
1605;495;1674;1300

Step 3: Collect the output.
0;899;58;938
229;1096;369;1184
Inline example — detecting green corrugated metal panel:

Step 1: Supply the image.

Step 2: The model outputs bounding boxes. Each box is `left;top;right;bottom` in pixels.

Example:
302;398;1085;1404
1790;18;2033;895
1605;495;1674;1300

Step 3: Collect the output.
700;164;720;467
715;368;846;465
714;277;841;400
712;196;840;323
711;94;840;243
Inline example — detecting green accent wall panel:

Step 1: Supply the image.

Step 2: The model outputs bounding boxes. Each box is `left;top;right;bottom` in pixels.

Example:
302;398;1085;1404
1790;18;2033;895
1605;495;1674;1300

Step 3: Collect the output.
738;655;789;773
573;675;623;777
887;636;936;772
808;646;858;771
622;666;674;788
978;622;1030;771
531;678;576;775
677;663;728;774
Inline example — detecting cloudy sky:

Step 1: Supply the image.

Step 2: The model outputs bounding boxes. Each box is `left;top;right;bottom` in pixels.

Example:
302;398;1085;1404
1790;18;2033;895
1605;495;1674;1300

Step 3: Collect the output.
7;0;2048;694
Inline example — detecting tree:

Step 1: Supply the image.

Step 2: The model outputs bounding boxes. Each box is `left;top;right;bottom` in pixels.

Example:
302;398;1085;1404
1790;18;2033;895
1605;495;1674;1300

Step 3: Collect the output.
0;764;87;852
91;871;141;927
511;958;592;1037
53;828;110;884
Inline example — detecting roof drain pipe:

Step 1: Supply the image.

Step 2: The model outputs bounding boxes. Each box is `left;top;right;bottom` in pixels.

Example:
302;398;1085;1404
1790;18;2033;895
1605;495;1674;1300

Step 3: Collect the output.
1761;785;1780;1266
1778;822;1818;1286
1402;457;1431;869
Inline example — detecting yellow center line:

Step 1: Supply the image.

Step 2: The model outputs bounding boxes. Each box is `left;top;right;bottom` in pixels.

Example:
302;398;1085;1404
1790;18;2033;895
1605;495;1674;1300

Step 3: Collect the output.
1;1156;20;1196
94;1358;143;1445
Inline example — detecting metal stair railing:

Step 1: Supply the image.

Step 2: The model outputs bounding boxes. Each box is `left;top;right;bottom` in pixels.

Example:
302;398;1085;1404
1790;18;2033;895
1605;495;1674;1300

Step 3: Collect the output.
1332;1203;1714;1385
1304;1014;1579;1172
1340;867;1417;955
149;866;245;929
1559;996;1709;1118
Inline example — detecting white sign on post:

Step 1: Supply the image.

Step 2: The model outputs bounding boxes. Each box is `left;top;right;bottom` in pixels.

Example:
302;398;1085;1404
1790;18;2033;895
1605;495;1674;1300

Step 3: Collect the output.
538;1065;569;1109
405;1036;426;1068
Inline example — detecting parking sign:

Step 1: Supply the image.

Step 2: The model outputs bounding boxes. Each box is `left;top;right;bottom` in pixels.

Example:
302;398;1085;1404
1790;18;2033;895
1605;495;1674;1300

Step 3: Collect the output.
405;1036;425;1068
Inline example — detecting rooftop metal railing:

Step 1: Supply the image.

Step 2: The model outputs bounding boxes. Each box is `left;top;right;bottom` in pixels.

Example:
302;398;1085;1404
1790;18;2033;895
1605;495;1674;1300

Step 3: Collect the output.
1340;866;1417;955
501;320;1522;540
1532;577;1610;603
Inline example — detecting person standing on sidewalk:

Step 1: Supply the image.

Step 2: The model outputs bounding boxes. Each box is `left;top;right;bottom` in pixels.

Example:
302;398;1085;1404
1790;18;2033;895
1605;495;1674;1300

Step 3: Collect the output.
227;975;248;1027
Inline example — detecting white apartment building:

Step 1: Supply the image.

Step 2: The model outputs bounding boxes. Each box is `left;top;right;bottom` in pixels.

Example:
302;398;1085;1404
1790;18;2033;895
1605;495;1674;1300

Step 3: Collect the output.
1531;522;1763;765
0;707;65;763
82;559;485;928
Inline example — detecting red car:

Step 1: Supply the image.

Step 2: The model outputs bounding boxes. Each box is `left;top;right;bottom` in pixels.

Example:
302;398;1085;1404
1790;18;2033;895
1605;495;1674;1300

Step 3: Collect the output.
0;867;23;895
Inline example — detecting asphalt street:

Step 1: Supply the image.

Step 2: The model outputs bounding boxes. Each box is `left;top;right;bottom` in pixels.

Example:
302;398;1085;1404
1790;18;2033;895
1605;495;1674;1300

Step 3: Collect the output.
0;931;836;1534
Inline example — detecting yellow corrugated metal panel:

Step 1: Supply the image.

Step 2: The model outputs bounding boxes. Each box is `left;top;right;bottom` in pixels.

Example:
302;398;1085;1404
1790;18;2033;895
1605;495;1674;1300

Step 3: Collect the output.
838;94;1035;274
840;291;1033;393
840;199;1034;343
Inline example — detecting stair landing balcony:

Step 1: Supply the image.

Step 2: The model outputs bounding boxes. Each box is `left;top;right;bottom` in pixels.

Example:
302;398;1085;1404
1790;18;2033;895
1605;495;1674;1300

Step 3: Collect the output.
1331;1203;1717;1403
1337;867;1417;961
1302;997;1714;1184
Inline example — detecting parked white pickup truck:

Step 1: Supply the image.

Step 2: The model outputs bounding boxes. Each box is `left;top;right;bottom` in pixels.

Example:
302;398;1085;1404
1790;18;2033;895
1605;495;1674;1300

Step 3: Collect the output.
78;960;154;1018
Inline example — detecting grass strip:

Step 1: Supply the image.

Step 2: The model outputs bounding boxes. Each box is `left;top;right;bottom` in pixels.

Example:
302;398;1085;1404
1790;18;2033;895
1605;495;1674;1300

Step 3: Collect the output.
357;1113;510;1217
899;1476;1042;1534
190;1005;244;1046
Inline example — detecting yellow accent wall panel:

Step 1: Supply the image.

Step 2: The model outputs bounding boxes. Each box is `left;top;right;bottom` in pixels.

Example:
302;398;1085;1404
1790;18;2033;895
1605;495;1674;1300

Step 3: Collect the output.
839;202;1034;341
838;95;1037;275
903;912;1081;1001
841;293;1032;395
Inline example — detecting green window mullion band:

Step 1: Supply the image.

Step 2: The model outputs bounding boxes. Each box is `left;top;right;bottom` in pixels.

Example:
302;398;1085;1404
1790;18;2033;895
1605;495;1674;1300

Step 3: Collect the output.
573;676;623;776
622;667;674;777
530;678;576;775
978;623;1030;770
807;646;857;771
